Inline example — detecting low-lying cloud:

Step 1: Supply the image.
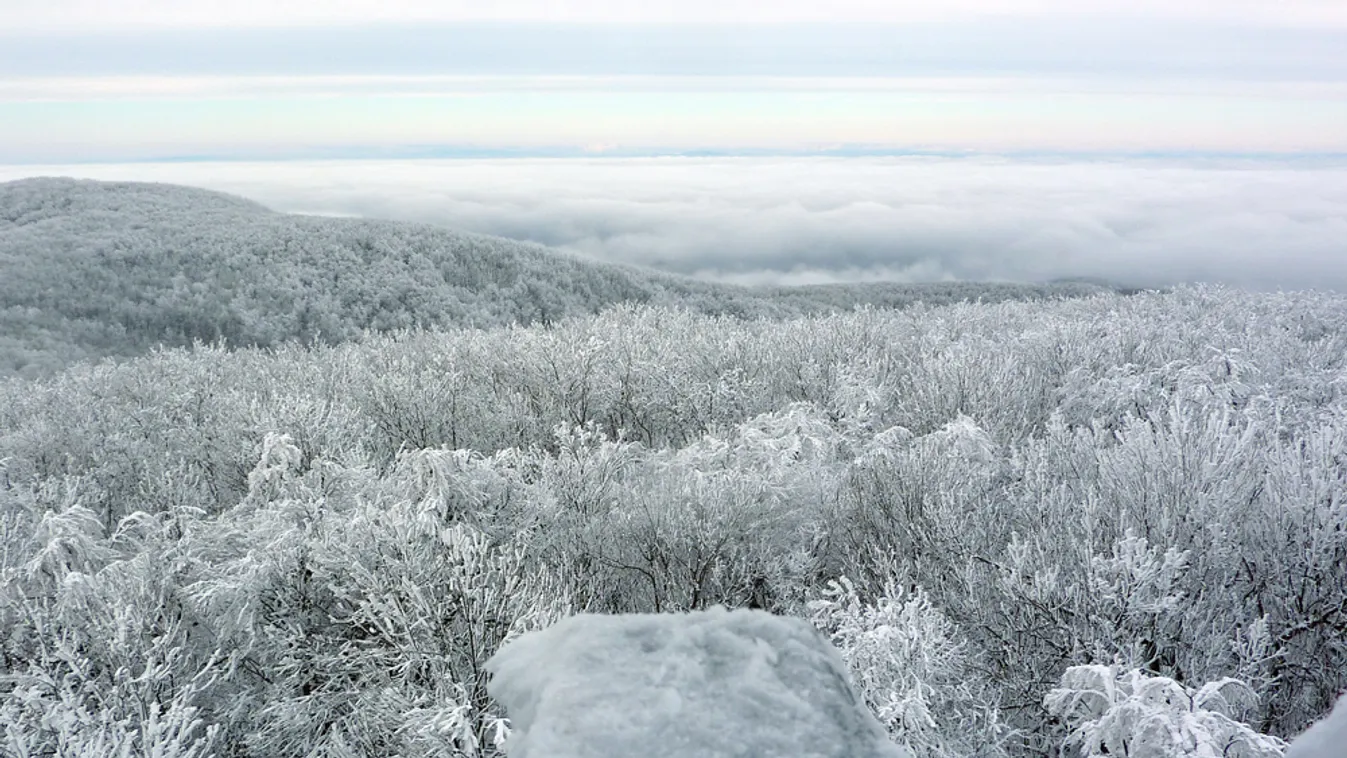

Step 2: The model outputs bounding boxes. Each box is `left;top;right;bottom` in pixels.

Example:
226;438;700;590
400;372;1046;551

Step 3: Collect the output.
3;156;1345;291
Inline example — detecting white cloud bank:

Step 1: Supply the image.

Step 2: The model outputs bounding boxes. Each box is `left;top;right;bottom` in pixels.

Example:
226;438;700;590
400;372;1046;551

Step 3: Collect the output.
2;156;1345;292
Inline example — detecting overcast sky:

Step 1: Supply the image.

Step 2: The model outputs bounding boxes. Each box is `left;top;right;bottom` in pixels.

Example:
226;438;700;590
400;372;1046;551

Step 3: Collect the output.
2;2;1344;291
8;0;1347;28
2;1;1346;158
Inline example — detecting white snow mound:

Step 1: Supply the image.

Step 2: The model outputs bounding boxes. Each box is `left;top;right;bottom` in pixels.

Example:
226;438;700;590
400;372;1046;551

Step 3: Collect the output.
1288;694;1347;758
486;607;910;758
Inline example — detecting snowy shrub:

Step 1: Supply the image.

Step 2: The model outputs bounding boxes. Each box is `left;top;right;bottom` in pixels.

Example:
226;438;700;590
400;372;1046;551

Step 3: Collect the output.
1045;665;1287;758
2;528;226;758
2;689;219;758
245;432;304;497
578;407;837;613
2;285;1346;755
1082;531;1191;678
22;502;114;592
810;576;1009;758
235;501;567;757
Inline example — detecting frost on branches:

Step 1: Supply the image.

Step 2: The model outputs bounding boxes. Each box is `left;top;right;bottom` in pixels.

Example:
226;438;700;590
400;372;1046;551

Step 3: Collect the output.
3;286;1346;755
1045;665;1287;758
485;608;909;758
808;576;1008;758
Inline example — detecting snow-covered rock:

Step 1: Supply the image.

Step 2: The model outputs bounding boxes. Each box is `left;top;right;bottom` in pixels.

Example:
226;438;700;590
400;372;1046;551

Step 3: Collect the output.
486;607;910;758
1288;694;1347;758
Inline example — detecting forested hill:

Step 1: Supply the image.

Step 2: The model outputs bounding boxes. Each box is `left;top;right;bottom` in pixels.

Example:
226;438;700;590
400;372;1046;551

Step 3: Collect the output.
0;177;1107;377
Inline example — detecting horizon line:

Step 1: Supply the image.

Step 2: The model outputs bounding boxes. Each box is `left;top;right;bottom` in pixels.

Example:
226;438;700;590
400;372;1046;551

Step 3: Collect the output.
6;145;1347;167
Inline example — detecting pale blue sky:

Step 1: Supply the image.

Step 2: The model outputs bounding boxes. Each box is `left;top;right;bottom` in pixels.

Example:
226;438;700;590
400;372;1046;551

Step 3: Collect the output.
2;3;1346;160
3;1;1345;291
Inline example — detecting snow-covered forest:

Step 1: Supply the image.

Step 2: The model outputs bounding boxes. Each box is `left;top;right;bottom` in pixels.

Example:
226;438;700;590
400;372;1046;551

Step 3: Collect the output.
2;277;1344;755
0;178;1103;379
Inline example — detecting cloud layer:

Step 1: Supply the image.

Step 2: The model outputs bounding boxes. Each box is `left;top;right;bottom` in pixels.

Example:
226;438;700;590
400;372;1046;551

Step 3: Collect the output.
3;157;1345;291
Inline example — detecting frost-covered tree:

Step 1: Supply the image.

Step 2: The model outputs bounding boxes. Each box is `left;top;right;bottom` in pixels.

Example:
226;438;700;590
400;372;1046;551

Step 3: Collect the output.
0;177;1104;379
1;284;1345;755
1045;665;1287;758
810;576;1009;757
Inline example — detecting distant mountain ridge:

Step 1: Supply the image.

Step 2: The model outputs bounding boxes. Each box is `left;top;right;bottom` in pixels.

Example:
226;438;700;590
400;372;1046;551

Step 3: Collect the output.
0;177;1109;378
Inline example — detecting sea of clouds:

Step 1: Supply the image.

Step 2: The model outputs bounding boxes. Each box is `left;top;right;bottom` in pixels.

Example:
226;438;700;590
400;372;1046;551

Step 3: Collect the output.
3;156;1345;291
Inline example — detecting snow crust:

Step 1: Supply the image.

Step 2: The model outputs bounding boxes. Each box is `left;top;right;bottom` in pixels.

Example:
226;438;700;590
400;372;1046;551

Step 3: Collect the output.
486;607;910;758
1287;694;1347;758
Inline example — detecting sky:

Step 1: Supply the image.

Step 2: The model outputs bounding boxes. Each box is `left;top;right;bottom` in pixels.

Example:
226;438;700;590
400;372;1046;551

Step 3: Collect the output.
2;1;1347;158
1;1;1345;290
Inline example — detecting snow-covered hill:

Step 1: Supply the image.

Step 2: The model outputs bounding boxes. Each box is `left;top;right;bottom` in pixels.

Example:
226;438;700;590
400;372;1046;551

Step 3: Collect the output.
0;177;1106;377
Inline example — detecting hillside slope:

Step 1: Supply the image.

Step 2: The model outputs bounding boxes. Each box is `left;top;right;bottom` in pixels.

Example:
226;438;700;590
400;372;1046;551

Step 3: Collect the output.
0;177;1107;376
